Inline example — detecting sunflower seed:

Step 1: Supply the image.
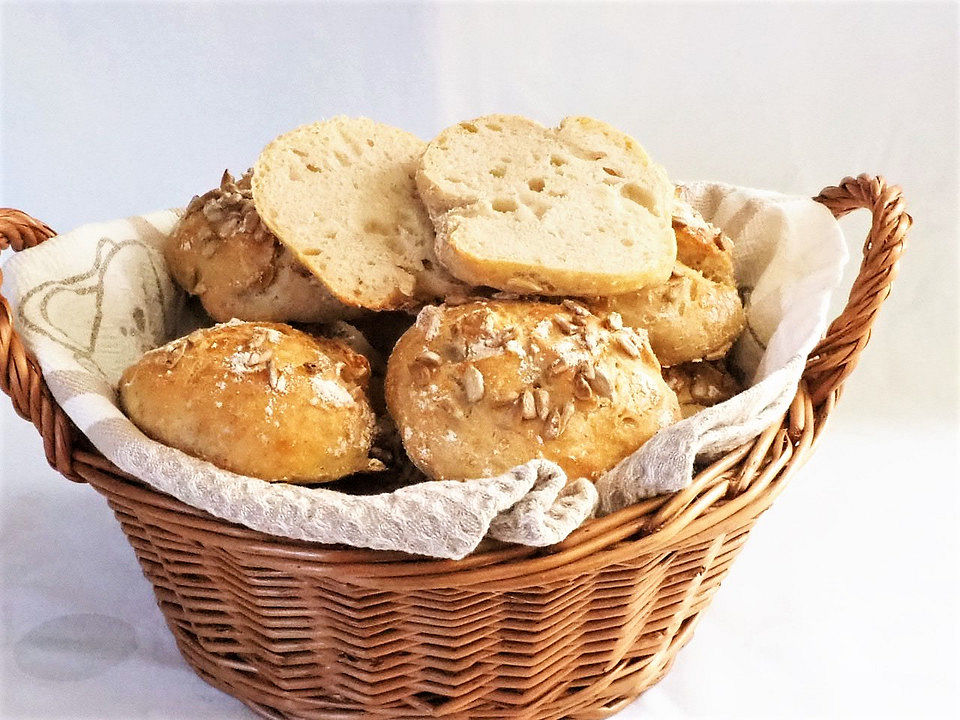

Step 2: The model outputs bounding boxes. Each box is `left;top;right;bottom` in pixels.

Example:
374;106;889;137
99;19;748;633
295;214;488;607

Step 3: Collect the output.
543;409;562;440
553;316;577;335
520;389;537;420
549;357;572;375
616;333;642;358
241;207;260;234
202;203;225;224
268;358;280;389
558;400;576;433
217;216;240;238
589;368;614;397
165;342;186;368
411;363;431;385
573;373;593;400
463;366;485;403
578;361;596;380
416;350;442;367
544;404;574;440
605;312;623;331
534;389;551;420
562;299;592;317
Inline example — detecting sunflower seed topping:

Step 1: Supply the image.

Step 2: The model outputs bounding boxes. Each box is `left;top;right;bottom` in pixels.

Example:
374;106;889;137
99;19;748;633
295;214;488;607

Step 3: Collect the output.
463;366;485;403
543;409;562;440
562;299;592;317
534;389;551;420
549;357;572;375
578;361;596;380
605;312;623;331
589;368;614;397
416;350;442;367
266;358;289;393
544;403;574;440
553;316;577;335
165;342;187;369
573;373;593;400
520;389;537;420
616;333;642;358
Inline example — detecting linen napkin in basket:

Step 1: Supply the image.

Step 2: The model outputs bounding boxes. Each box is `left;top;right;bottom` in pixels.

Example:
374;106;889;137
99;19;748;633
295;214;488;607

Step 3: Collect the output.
2;182;847;559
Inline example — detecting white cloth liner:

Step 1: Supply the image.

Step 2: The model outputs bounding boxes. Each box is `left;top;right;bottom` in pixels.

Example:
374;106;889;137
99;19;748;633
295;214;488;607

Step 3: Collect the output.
1;182;847;559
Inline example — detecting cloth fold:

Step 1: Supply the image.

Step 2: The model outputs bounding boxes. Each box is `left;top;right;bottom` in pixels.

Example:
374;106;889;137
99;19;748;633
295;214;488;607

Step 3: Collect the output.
2;182;847;559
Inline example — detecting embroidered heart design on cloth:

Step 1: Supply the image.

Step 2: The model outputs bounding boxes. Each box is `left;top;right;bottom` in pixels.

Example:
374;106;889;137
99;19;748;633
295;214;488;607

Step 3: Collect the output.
17;233;179;383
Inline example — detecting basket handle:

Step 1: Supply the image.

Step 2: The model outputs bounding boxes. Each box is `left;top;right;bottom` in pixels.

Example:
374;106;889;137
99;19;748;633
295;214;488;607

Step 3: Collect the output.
0;209;81;481
805;174;911;406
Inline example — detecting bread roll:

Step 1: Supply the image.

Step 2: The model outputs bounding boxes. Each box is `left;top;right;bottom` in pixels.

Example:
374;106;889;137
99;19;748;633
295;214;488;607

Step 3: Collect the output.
663;360;742;418
672;193;736;285
119;321;376;483
166;170;360;323
385;300;680;482
417;114;676;296
595;263;745;367
251;117;467;310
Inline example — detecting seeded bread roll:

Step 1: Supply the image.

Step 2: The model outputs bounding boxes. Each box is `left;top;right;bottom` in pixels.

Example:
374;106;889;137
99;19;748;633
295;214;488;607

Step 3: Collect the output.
166;170;360;323
385;300;681;482
416;114;676;296
663;360;742;418
119;321;376;483
672;193;736;285
594;263;745;367
252;117;467;310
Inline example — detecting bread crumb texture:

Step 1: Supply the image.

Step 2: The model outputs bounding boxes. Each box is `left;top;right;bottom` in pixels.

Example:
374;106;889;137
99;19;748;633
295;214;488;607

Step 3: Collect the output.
417;114;677;296
252;116;465;311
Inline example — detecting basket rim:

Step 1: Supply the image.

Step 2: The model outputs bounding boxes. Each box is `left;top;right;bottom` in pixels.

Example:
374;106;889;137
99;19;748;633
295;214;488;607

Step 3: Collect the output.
0;174;910;576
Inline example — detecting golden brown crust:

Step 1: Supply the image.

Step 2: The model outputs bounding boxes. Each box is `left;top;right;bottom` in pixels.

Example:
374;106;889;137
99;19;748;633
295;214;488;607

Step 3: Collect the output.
385;300;681;482
119;321;375;483
663;360;742;418
166;170;361;323
595;263;745;367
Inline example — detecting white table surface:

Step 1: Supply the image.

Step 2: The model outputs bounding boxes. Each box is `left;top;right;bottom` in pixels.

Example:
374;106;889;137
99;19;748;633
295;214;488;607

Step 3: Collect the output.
2;2;958;718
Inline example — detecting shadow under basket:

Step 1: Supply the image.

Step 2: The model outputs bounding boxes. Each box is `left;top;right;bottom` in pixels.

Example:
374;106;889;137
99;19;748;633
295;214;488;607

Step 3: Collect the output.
0;174;910;720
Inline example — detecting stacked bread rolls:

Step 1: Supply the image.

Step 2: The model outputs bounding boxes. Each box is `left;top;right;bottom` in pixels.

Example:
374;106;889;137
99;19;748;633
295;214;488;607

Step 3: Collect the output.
120;115;744;486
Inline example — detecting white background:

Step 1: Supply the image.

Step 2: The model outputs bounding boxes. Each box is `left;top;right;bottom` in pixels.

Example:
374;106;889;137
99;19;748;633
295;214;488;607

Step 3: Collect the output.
1;2;957;718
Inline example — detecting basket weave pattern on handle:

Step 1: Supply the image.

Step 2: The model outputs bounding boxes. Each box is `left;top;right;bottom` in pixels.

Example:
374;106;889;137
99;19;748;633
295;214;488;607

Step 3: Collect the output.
0;175;910;720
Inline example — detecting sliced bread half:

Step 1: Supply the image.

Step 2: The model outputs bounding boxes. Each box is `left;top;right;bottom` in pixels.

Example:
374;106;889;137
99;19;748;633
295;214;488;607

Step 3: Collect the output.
417;114;676;296
252;117;465;310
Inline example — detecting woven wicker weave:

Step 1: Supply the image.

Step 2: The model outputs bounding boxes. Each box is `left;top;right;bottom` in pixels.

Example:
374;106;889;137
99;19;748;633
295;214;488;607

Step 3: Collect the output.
0;174;910;719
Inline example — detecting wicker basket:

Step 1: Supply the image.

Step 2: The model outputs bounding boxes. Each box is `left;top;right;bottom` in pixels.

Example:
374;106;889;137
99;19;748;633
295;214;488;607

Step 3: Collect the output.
0;174;909;720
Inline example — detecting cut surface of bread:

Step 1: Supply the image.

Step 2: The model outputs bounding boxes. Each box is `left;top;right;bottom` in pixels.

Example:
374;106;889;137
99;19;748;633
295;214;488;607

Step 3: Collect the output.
417;114;676;296
252;117;464;310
